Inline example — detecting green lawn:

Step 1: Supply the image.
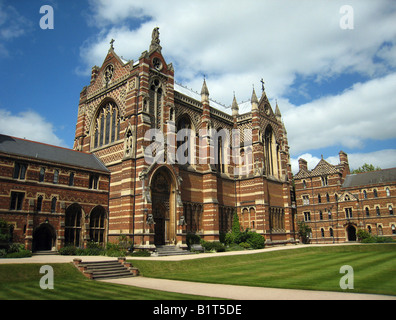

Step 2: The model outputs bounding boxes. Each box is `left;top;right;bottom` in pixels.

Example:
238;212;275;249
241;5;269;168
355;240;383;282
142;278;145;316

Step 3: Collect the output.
1;244;395;299
131;244;396;296
0;263;216;300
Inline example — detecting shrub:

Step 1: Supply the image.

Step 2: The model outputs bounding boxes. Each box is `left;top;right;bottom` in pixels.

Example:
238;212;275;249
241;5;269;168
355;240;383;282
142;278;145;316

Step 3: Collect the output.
83;241;105;256
7;243;25;254
246;231;265;249
232;212;241;234
0;219;11;243
201;241;225;252
357;229;371;241
225;244;245;251
239;242;251;249
224;232;235;246
5;250;32;258
224;212;265;249
59;245;77;255
186;233;201;249
358;229;395;243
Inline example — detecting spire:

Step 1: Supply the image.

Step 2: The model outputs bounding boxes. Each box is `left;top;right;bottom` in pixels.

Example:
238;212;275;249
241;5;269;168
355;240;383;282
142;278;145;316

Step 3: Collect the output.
251;87;259;111
275;99;282;118
201;78;209;102
231;93;239;117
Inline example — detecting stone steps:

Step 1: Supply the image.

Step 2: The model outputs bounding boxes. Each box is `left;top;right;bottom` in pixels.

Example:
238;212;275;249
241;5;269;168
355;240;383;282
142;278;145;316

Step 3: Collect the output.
155;245;192;257
32;250;59;256
73;258;139;280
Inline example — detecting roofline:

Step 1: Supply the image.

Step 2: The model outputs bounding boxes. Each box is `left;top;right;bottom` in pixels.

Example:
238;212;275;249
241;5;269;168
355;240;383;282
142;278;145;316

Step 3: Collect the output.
0;134;110;174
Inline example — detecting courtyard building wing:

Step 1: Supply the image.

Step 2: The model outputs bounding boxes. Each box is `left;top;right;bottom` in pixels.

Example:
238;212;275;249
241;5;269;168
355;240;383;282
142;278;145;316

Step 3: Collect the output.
0;134;109;173
342;168;396;188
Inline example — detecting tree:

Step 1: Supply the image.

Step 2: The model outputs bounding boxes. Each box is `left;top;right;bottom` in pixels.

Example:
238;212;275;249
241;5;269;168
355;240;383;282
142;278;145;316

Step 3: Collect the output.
231;211;241;234
297;221;311;244
352;163;381;174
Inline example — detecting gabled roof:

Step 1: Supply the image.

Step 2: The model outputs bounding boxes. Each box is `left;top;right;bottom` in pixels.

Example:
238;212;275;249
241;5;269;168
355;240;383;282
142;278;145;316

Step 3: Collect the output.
294;157;341;180
293;168;311;179
0;134;109;173
311;158;339;176
342;168;396;188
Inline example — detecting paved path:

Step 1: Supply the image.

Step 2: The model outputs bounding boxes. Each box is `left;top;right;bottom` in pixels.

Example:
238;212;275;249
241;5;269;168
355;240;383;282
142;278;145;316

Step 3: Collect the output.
99;276;395;300
1;244;395;300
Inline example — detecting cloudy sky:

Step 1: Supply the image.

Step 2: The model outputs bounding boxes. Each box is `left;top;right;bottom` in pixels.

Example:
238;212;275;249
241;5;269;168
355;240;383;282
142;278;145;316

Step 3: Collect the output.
0;0;395;173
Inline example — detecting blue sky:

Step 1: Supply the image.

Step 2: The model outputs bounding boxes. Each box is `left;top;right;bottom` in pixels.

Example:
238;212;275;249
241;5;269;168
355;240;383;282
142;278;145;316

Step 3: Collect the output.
0;0;396;173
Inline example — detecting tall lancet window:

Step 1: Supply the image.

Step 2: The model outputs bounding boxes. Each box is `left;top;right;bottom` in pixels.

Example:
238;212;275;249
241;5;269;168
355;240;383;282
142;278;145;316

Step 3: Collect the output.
92;101;120;149
176;115;195;165
264;125;277;177
149;78;163;130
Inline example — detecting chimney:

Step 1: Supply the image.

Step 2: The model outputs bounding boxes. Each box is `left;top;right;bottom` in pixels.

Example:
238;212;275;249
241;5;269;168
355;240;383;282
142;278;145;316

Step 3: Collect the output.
298;158;308;172
339;151;348;164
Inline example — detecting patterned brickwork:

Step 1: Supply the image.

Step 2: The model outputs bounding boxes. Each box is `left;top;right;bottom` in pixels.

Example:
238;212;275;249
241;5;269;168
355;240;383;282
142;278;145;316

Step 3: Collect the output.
295;153;396;242
73;31;295;248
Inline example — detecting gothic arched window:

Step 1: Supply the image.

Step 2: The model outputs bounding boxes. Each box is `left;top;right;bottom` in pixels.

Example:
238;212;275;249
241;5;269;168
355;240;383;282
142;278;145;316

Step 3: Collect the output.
92;101;120;149
264;125;277;176
90;206;106;245
149;78;163;129
65;204;82;247
176;115;195;165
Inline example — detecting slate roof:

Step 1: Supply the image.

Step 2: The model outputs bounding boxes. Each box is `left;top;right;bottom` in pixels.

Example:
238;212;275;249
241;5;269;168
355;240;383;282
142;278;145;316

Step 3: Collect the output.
174;82;254;116
342;168;396;188
0;134;109;173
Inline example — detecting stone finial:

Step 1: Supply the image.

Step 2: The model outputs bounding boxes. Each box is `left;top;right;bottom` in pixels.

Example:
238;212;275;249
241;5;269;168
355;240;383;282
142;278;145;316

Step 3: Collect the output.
251;87;259;111
231;94;239;117
275;100;282;119
201;78;209;102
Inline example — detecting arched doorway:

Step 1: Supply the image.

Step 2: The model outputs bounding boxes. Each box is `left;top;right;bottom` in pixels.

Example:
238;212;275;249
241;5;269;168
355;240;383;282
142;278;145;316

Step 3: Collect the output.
347;225;357;241
33;223;56;251
153;203;168;245
150;167;176;245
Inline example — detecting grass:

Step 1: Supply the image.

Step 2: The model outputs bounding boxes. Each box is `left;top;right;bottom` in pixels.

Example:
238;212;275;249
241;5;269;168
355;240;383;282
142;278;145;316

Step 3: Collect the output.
0;263;217;300
130;244;396;296
1;244;395;299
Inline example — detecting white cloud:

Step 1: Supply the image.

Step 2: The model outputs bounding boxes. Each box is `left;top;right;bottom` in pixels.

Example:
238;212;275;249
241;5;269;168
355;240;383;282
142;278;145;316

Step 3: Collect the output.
0;109;65;147
81;0;396;104
0;3;32;57
283;72;396;155
81;0;396;164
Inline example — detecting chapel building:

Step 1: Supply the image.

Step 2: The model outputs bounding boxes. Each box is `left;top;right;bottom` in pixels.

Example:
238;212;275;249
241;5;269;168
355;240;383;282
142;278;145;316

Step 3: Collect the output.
73;28;296;249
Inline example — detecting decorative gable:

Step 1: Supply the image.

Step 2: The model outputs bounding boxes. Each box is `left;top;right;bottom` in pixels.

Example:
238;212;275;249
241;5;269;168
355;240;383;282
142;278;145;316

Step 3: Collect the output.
311;158;339;176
